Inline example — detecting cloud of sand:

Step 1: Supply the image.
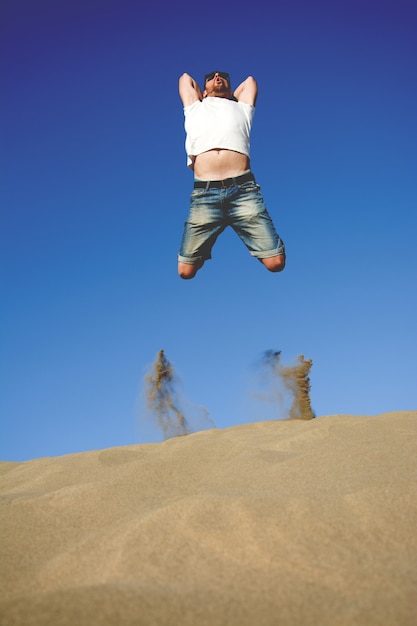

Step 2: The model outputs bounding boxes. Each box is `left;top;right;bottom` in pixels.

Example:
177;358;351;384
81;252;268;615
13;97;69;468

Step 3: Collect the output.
141;349;313;440
252;350;315;420
143;349;215;440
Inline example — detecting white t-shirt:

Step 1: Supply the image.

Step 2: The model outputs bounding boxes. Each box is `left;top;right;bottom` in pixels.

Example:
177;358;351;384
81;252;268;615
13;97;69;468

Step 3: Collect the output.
183;97;255;169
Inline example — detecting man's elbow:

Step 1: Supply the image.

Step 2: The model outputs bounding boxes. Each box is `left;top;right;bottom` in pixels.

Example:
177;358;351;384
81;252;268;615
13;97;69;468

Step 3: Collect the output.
179;72;191;84
246;76;257;88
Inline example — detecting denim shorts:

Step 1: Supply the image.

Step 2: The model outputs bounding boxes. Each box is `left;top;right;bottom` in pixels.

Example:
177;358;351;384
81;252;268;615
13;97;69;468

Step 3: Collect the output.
178;175;285;264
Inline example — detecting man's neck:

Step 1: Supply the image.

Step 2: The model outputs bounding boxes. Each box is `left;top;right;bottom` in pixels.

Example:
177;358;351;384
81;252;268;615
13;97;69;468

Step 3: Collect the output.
205;94;236;101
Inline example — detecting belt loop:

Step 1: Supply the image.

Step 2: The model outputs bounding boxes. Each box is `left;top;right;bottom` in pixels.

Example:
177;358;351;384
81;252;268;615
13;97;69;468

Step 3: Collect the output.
205;181;210;191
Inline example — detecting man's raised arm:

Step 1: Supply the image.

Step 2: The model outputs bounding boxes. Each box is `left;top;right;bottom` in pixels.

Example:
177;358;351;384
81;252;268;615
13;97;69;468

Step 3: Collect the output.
179;73;203;106
233;76;258;106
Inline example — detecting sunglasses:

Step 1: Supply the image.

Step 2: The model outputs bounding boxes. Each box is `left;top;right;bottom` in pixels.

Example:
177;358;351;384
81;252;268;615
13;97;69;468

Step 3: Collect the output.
204;71;230;85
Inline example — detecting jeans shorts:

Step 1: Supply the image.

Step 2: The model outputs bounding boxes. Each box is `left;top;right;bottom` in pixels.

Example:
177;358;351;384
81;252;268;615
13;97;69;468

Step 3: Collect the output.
178;174;285;264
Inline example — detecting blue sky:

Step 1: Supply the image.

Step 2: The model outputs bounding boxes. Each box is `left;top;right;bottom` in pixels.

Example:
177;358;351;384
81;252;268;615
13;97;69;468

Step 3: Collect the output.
1;0;416;461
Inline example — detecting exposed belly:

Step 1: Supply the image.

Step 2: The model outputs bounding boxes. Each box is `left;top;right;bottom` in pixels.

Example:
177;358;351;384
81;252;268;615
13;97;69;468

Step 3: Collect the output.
193;149;251;180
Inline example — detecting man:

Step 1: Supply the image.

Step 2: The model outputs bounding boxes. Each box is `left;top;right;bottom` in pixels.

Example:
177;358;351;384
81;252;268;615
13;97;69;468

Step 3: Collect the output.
178;70;286;279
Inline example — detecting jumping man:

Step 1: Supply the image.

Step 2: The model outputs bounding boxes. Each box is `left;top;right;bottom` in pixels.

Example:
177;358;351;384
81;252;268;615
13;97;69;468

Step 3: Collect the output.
177;70;286;279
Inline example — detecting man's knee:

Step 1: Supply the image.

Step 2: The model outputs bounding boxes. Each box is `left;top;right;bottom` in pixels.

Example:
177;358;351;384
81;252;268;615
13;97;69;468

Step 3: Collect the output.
261;254;286;273
178;261;202;280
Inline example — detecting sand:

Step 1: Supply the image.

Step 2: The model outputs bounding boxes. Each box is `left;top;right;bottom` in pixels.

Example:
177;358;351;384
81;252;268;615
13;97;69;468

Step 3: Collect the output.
1;411;416;626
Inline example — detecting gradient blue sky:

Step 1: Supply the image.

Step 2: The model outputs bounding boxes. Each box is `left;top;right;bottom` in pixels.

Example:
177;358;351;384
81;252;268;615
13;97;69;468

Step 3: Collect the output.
1;0;416;461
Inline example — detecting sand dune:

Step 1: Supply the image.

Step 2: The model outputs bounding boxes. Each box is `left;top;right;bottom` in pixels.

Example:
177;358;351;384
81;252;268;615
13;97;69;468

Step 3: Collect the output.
1;411;416;626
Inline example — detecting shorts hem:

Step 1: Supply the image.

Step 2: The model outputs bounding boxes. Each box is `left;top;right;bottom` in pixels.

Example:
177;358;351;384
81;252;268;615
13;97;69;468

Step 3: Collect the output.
178;254;209;264
250;246;285;259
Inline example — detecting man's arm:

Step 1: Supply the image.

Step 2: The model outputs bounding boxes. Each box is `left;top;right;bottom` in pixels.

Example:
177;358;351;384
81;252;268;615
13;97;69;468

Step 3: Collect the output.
233;76;258;106
179;73;203;106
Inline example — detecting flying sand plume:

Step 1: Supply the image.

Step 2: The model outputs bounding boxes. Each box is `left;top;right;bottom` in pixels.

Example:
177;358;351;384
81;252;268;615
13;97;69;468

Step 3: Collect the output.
259;350;315;420
144;350;191;439
144;350;214;440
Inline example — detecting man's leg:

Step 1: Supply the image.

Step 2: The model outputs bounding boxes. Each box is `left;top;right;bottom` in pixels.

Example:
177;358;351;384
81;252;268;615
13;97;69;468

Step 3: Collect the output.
178;186;226;279
228;180;285;273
